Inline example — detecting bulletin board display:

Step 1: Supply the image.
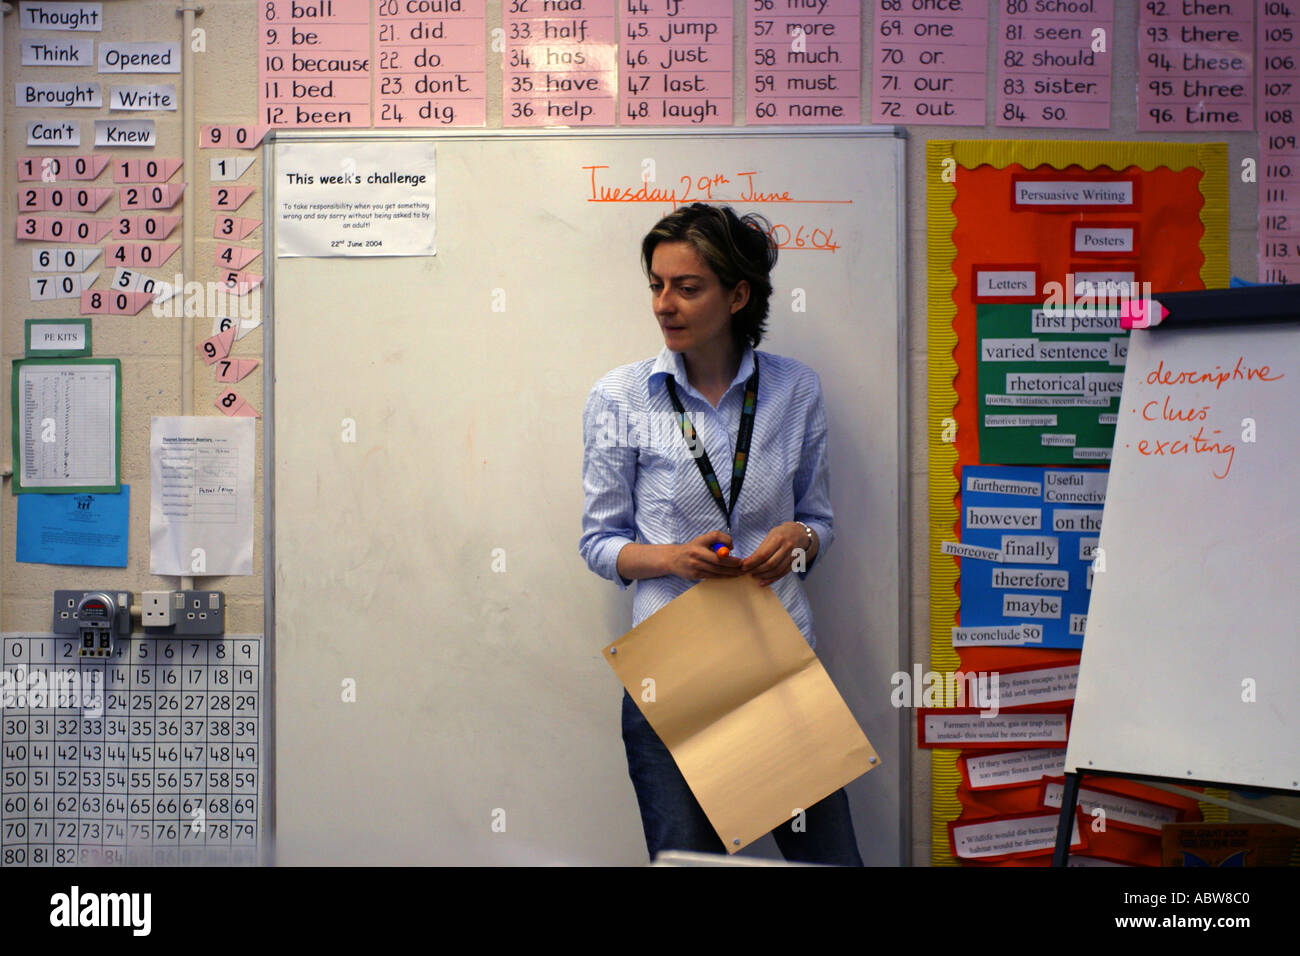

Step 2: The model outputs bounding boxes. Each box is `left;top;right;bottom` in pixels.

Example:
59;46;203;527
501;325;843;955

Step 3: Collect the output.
0;634;264;867
925;141;1229;866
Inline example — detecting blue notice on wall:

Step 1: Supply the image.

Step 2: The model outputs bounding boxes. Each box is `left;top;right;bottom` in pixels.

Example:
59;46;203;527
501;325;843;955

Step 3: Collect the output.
16;485;129;567
958;466;1107;650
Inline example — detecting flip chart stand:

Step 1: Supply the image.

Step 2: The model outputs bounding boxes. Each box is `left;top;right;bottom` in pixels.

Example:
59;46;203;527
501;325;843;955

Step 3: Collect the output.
1052;283;1300;867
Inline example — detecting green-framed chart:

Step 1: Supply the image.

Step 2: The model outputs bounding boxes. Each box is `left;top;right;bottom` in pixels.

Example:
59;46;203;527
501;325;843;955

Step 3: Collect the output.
10;358;121;494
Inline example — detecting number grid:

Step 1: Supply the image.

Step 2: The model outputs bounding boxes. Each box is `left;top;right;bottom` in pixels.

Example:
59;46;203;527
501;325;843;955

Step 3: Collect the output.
1;633;263;867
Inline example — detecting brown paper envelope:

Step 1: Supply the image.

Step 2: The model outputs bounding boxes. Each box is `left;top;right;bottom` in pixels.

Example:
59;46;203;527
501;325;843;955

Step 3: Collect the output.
603;574;879;852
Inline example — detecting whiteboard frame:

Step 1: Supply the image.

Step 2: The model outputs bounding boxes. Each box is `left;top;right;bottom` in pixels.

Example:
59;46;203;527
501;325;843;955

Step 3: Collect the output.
260;126;912;864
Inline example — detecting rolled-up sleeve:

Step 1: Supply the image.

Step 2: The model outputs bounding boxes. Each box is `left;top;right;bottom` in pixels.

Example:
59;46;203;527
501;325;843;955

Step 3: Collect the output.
792;373;833;579
579;386;636;589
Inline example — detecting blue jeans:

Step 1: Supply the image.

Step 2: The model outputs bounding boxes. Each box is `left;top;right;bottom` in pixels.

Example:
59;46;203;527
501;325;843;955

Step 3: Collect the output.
621;690;864;865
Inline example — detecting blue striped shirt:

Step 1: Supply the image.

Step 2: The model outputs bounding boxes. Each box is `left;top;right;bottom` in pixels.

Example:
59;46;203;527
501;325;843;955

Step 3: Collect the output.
579;345;833;648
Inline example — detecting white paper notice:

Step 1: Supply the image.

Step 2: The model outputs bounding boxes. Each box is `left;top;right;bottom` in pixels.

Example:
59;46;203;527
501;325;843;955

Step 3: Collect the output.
922;712;1068;747
110;85;177;110
150;416;255;576
95;119;155;147
27;120;80;147
21;37;95;66
965;749;1066;789
275;141;436;258
19;3;103;31
15;361;117;489
16;82;100;108
97;42;180;74
1041;782;1179;833
28;321;89;353
952;813;1080;860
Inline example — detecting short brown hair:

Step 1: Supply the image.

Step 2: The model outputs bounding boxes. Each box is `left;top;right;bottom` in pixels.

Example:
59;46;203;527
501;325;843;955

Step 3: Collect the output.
641;203;778;349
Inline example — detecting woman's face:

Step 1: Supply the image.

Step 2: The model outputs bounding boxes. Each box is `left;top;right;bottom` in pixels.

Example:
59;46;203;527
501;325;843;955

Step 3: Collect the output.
649;241;748;354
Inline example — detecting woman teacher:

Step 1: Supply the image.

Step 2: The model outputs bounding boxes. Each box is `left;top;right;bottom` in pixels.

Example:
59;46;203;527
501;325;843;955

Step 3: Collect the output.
579;203;862;865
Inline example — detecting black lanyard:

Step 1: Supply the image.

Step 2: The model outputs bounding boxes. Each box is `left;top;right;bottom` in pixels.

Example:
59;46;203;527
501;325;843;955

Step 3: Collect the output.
664;355;759;530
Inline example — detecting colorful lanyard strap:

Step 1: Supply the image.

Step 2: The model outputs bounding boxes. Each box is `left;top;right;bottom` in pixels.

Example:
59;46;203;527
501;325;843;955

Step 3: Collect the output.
664;354;759;530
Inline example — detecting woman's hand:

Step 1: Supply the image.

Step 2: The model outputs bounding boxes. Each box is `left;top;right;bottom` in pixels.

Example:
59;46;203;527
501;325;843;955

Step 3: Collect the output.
739;522;810;587
669;531;746;581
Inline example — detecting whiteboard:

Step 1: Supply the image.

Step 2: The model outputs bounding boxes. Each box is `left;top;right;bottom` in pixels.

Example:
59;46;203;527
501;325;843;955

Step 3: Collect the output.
1066;320;1300;793
264;128;909;864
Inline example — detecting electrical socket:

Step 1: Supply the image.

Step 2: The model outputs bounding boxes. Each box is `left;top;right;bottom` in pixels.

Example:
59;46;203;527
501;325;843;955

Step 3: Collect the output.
142;591;173;627
171;590;225;637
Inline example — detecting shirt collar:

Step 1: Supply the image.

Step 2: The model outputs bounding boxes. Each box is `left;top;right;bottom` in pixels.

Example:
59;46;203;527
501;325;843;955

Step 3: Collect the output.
648;344;755;404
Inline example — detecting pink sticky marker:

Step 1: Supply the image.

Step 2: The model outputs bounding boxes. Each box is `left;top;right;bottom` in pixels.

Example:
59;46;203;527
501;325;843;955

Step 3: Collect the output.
1120;298;1169;330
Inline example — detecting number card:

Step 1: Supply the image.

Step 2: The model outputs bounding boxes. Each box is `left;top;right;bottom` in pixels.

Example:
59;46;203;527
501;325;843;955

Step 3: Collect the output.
210;156;256;181
198;327;236;365
214;358;259;384
214;244;261;270
17;217;114;243
211;314;261;341
32;247;100;272
210;186;256;212
80;289;154;315
115;214;180;240
30;273;98;301
213;216;261;241
117;183;185;209
0;634;265;867
214;390;259;418
103;241;179;269
219;271;263;296
17;154;109;181
200;124;270;149
110;268;171;302
17;186;113;212
114;158;182;182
